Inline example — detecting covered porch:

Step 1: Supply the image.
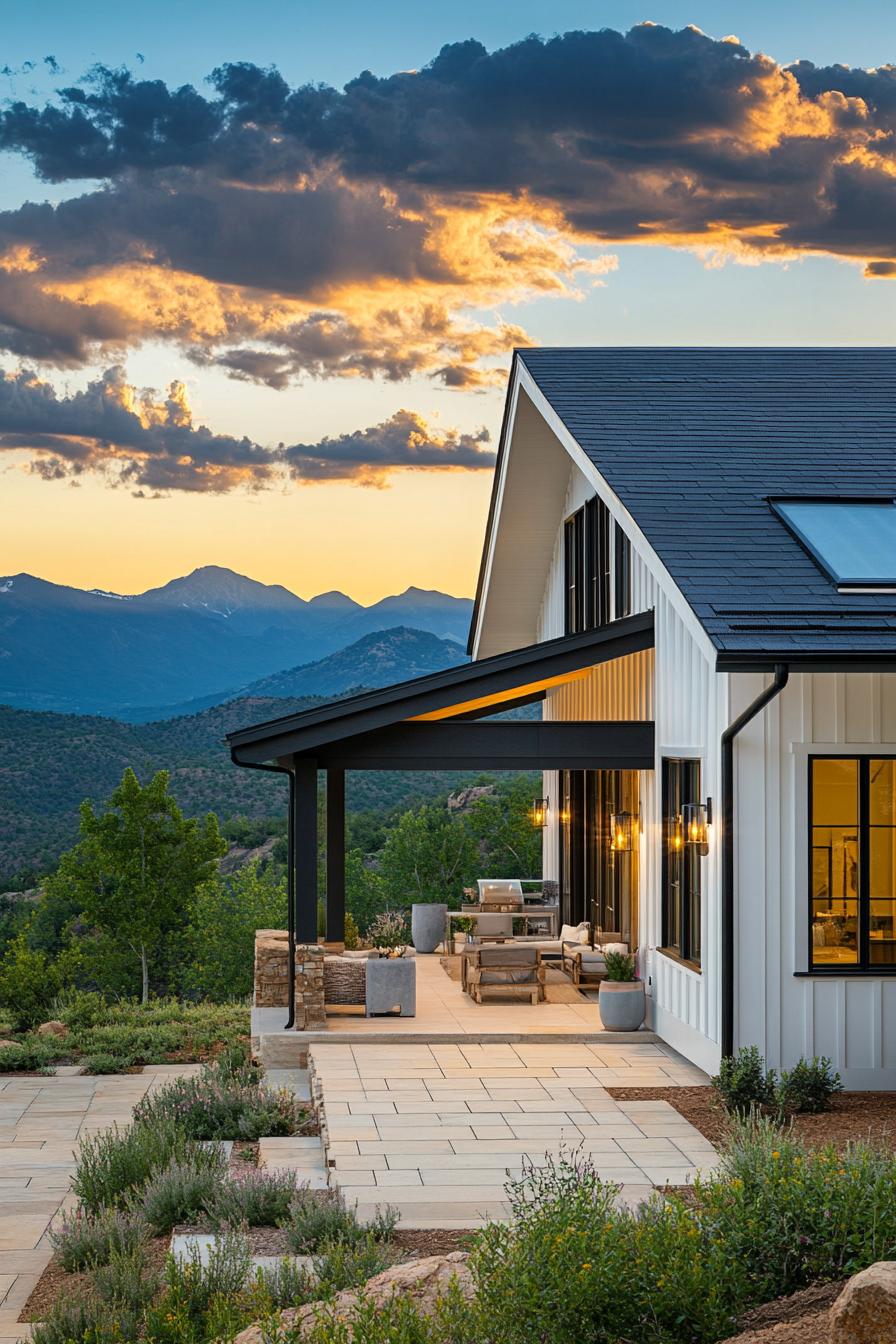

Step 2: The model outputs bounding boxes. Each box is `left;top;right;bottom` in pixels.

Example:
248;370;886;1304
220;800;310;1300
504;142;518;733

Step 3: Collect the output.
228;612;655;1036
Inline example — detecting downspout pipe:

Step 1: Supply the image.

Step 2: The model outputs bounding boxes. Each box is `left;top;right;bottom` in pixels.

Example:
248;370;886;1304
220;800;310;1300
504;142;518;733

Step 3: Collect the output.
720;664;789;1060
229;753;297;1031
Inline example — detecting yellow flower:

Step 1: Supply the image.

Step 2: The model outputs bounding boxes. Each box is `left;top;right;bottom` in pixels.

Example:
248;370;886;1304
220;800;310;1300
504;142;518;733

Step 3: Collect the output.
581;1262;592;1271
772;1151;780;1159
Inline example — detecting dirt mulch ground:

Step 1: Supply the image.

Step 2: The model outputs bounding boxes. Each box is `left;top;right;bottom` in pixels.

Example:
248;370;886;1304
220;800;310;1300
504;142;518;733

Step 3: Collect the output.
726;1280;844;1343
21;1235;170;1322
608;1086;896;1152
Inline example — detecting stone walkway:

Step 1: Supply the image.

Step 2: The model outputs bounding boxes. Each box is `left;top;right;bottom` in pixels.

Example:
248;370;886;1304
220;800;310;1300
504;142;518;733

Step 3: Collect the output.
310;1041;717;1228
0;1066;201;1343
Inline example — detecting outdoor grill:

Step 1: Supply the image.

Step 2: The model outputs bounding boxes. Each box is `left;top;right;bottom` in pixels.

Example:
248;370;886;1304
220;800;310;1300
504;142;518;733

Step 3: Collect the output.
476;879;524;913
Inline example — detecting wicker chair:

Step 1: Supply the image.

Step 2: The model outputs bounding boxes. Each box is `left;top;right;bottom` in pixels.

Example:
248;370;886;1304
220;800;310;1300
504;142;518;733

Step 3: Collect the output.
323;956;366;1005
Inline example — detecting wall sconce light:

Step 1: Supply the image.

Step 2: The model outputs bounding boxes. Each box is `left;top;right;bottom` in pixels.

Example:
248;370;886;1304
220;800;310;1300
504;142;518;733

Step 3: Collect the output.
609;810;637;852
683;799;712;856
559;802;571;825
531;797;549;828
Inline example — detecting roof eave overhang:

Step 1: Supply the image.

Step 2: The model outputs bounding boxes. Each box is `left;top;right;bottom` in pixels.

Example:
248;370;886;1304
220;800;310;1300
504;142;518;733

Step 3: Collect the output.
229;609;654;765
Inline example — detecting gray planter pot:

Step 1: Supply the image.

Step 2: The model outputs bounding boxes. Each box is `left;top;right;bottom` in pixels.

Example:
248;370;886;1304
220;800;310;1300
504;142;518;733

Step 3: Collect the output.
411;903;447;954
599;981;646;1032
365;956;416;1017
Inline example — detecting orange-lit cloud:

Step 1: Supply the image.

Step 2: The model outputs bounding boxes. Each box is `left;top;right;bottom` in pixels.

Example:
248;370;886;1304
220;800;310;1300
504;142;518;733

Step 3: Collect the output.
0;24;894;425
0;365;494;492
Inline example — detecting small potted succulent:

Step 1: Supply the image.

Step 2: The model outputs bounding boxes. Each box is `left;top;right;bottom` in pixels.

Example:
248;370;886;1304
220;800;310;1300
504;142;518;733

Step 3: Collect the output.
598;950;646;1031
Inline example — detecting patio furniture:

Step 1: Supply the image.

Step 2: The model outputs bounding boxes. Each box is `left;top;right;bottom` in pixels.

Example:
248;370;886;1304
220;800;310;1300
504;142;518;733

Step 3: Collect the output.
411;903;447;954
465;945;546;1004
561;936;627;988
324;956;367;1005
365;955;416;1017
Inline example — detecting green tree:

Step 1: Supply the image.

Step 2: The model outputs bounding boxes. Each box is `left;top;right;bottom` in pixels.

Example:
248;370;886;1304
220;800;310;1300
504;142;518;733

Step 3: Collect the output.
467;776;543;878
185;863;286;1001
55;769;225;1003
345;848;389;934
0;933;63;1029
379;804;477;910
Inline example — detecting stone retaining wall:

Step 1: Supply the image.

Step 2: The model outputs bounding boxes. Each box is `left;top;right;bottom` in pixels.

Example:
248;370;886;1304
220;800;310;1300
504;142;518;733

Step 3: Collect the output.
253;930;326;1030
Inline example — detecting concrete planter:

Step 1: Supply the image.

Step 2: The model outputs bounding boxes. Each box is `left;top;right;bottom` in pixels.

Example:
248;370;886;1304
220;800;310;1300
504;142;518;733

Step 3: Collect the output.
599;980;646;1031
365;955;416;1017
411;903;447;954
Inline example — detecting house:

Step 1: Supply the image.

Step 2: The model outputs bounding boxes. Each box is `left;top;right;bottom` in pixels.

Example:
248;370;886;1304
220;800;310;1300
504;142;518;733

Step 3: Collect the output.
230;347;896;1088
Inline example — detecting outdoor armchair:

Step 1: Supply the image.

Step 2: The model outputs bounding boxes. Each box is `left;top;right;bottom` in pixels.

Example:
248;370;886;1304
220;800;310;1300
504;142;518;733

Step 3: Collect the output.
465;945;546;1004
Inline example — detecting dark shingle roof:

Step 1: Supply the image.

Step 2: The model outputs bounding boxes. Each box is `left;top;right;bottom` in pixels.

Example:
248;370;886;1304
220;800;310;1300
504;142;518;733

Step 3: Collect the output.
518;348;896;667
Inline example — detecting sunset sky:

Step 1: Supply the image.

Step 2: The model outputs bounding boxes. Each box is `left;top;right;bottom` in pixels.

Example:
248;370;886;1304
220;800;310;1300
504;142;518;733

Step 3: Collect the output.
1;0;895;602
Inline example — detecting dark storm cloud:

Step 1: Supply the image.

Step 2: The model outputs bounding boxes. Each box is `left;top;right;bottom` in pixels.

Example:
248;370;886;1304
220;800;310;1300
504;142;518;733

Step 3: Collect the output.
1;24;895;388
282;408;493;484
0;366;492;491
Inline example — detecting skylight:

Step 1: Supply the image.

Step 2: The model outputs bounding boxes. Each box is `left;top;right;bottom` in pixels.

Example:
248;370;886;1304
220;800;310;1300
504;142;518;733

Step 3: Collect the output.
771;499;896;591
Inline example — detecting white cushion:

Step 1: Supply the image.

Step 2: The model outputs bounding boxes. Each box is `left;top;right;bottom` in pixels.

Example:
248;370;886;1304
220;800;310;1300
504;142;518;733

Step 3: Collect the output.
599;942;629;956
559;923;590;945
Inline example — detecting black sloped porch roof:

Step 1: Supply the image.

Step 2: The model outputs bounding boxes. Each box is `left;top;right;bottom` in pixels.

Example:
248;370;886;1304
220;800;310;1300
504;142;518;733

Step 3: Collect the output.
227;610;654;767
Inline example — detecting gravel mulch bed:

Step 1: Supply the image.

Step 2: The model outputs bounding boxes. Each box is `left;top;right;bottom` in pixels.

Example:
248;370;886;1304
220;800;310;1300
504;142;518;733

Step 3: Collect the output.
608;1085;731;1146
726;1280;844;1343
608;1086;896;1152
21;1236;170;1322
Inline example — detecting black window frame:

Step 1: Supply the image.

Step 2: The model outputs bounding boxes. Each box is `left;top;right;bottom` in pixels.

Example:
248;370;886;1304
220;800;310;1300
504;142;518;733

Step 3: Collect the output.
660;757;702;970
807;754;896;975
564;497;617;634
614;524;631;618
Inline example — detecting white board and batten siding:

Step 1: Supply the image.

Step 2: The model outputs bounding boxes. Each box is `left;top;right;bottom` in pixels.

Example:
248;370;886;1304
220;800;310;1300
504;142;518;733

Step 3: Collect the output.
734;670;896;1089
535;462;728;1076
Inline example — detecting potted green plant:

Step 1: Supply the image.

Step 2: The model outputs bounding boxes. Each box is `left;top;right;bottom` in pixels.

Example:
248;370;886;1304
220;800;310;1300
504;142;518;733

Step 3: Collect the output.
598;950;646;1031
453;916;475;955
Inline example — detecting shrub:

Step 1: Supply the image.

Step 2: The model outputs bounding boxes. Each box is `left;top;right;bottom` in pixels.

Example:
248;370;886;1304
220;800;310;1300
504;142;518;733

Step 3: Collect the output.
343;912;360;951
50;1206;147;1272
72;1117;226;1214
56;990;109;1031
31;1295;141;1344
775;1056;842;1115
254;1255;317;1309
132;1055;306;1141
603;949;636;981
141;1158;226;1235
93;1242;160;1314
0;1038;65;1072
313;1232;393;1294
285;1191;395;1254
0;935;62;1030
82;1052;136;1075
712;1045;776;1114
143;1232;252;1344
207;1168;302;1229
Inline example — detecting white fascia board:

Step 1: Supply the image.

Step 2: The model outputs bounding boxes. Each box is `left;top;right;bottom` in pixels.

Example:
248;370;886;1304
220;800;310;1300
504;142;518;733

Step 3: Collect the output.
469;372;522;660
517;363;719;667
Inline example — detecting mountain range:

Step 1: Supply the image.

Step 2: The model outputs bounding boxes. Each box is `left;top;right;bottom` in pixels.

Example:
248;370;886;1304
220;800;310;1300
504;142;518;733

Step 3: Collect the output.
0;566;473;715
0;625;471;883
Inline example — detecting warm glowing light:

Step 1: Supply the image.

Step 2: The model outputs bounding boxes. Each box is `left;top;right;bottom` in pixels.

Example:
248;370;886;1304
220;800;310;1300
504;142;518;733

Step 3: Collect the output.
682;801;712;855
609;811;637;852
531;797;549;828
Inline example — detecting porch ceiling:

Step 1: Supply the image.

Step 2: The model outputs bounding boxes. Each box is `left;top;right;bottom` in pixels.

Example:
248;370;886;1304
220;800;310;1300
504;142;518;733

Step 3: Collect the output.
227;610;655;767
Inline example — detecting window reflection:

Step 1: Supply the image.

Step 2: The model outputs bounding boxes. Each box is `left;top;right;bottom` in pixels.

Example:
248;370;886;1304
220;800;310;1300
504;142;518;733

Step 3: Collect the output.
811;759;858;965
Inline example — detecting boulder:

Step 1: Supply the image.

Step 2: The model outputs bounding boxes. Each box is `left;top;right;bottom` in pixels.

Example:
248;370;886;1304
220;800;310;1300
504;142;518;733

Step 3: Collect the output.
234;1252;473;1343
830;1261;896;1342
36;1020;68;1038
0;1040;18;1049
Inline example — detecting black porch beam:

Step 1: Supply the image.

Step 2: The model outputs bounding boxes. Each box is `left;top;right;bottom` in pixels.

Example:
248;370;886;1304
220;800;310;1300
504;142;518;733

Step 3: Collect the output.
295;720;654;772
325;768;346;943
294;758;318;944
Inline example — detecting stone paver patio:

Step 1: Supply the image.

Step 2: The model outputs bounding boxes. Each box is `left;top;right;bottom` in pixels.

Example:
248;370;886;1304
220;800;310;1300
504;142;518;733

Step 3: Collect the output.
310;1041;717;1228
0;1066;201;1343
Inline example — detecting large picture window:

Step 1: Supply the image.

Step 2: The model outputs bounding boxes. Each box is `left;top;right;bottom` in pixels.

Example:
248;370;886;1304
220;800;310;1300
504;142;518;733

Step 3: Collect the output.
661;758;702;967
810;757;896;970
564;497;628;634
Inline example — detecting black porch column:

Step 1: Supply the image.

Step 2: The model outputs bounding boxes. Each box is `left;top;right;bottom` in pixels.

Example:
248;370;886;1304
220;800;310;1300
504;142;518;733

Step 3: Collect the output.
293;758;319;944
326;768;346;942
